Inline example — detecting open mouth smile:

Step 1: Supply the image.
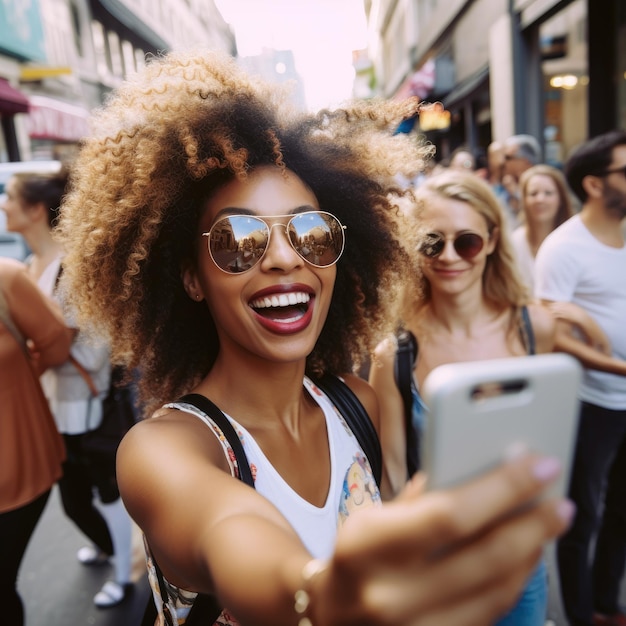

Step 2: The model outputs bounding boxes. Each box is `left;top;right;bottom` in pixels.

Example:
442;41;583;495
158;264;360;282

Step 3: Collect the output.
249;289;314;331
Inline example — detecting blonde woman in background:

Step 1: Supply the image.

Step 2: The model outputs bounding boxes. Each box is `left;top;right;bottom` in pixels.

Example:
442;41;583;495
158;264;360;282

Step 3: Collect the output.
370;169;556;626
510;164;574;291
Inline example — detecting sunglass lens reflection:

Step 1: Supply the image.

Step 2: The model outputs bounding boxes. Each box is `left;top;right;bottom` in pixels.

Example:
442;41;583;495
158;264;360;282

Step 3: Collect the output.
288;213;344;268
210;216;268;273
209;212;344;273
419;233;484;260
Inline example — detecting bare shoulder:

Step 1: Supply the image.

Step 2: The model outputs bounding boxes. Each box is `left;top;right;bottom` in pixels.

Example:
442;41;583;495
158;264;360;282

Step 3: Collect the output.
117;406;231;524
526;302;556;353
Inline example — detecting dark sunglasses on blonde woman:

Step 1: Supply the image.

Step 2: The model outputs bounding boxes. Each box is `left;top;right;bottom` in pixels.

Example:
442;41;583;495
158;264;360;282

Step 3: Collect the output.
203;210;346;274
418;232;485;260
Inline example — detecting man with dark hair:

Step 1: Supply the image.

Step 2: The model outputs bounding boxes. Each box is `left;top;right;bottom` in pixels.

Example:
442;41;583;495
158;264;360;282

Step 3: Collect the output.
535;129;626;626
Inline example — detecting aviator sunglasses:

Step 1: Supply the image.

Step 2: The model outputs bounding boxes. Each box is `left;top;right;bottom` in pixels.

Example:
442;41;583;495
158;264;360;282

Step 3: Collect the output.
202;210;346;274
418;232;485;260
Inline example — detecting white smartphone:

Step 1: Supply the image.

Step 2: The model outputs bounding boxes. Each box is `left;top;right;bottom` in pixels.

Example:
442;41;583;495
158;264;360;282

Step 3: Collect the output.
420;353;582;498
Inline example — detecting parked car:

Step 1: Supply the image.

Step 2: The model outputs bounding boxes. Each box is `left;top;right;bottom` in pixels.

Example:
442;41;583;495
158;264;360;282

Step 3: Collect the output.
0;160;63;261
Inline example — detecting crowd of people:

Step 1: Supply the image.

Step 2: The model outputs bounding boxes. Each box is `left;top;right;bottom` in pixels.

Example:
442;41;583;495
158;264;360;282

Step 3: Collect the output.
0;48;624;626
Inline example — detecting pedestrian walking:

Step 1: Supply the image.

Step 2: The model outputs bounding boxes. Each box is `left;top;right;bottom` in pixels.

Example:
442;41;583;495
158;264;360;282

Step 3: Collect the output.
2;170;134;608
0;257;72;626
535;129;626;626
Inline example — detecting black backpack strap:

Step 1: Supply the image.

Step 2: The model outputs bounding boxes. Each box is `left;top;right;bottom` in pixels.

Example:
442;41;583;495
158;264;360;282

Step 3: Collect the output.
179;393;255;486
394;330;421;477
520;305;536;356
143;393;255;626
314;374;382;488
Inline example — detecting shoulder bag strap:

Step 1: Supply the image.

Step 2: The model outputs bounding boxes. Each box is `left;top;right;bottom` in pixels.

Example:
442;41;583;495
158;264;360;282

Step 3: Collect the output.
520;305;536;356
394;330;421;477
68;354;99;397
144;393;256;626
314;373;382;487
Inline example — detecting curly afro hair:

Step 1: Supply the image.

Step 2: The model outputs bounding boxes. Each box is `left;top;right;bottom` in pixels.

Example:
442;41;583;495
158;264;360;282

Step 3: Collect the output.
56;49;432;412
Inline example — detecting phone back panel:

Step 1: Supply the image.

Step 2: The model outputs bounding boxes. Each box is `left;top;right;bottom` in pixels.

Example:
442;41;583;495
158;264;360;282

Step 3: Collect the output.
421;353;582;497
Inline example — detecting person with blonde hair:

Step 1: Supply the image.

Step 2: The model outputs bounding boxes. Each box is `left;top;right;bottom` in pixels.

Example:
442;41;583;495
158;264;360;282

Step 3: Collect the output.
511;164;574;291
56;50;573;626
370;169;556;625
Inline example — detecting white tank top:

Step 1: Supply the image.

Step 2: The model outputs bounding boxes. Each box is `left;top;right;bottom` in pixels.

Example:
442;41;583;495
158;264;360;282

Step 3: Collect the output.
149;376;381;626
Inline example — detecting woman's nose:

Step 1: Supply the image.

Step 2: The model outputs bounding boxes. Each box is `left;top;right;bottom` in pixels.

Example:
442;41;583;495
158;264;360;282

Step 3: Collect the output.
260;223;304;271
438;238;460;261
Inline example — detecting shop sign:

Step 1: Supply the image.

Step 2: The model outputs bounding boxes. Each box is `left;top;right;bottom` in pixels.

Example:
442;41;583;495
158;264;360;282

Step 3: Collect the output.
418;102;451;131
0;1;46;61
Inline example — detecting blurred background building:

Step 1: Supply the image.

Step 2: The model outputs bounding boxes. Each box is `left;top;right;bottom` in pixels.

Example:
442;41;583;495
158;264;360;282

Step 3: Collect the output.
0;0;624;167
0;0;235;162
363;0;625;167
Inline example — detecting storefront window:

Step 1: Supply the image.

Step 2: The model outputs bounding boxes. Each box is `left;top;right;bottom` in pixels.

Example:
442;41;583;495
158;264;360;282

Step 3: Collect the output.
540;0;587;168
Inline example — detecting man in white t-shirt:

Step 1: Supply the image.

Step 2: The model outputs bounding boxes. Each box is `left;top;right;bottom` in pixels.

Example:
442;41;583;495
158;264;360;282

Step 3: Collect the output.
535;130;626;626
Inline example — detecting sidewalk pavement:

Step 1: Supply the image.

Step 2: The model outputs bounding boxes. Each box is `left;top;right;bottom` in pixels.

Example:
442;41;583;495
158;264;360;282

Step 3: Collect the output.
19;485;626;626
20;486;150;626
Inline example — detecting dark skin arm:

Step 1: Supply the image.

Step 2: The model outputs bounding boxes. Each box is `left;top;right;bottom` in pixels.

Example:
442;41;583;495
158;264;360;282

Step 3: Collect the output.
118;382;572;626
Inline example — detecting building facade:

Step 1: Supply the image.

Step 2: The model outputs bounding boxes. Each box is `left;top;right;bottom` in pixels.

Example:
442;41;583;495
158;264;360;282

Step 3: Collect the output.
0;0;235;162
364;0;625;166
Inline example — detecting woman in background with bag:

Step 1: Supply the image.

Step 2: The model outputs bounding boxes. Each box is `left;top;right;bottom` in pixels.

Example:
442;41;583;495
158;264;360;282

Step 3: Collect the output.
0;257;72;626
2;170;135;608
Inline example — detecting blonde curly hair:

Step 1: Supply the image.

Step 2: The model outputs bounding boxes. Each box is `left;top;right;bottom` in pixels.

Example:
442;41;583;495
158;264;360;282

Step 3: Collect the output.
56;49;432;412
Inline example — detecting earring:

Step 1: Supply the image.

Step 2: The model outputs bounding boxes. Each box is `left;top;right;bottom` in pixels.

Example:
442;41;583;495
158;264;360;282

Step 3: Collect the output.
196;294;201;301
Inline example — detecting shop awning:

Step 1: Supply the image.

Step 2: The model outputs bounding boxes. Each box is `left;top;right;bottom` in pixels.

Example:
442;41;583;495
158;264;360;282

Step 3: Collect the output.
0;78;30;115
442;64;489;110
94;0;169;50
25;95;90;142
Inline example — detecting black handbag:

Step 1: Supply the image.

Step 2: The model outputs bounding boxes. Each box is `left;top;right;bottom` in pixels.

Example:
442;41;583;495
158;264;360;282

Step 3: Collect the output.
72;361;138;460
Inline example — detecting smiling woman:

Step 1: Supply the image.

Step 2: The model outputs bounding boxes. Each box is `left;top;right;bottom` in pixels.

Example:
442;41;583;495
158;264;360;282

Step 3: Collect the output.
55;49;574;626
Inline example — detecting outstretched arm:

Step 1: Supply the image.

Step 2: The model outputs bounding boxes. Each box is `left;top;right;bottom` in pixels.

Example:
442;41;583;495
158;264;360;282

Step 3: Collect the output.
119;406;572;626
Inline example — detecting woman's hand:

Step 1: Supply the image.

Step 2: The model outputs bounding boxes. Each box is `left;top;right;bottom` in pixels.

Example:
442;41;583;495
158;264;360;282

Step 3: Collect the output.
312;453;573;626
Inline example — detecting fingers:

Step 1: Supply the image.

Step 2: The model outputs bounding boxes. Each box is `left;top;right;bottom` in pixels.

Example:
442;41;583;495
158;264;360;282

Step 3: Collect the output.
337;453;571;570
392;453;567;553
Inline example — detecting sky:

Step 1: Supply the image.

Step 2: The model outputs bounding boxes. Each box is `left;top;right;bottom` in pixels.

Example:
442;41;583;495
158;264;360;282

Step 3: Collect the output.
214;0;369;111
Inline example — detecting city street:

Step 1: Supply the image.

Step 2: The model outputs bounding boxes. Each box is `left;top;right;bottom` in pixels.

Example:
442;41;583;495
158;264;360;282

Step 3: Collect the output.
19;486;626;626
19;487;150;626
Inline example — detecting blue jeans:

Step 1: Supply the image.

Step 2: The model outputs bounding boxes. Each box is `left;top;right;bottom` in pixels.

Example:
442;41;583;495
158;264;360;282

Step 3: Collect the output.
495;560;548;626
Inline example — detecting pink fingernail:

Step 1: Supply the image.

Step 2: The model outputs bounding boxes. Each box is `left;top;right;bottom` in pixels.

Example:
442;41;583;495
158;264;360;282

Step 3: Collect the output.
556;500;576;523
533;457;561;481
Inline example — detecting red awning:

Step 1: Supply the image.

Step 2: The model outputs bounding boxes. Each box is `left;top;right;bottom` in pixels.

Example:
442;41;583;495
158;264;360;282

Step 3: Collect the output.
25;95;90;142
0;78;30;115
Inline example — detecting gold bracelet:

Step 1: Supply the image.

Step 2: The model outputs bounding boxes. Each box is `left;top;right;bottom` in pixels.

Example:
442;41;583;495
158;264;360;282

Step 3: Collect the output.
294;558;328;626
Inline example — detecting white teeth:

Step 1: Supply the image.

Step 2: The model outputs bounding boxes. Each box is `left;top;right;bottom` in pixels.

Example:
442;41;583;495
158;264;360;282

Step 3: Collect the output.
250;292;311;309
